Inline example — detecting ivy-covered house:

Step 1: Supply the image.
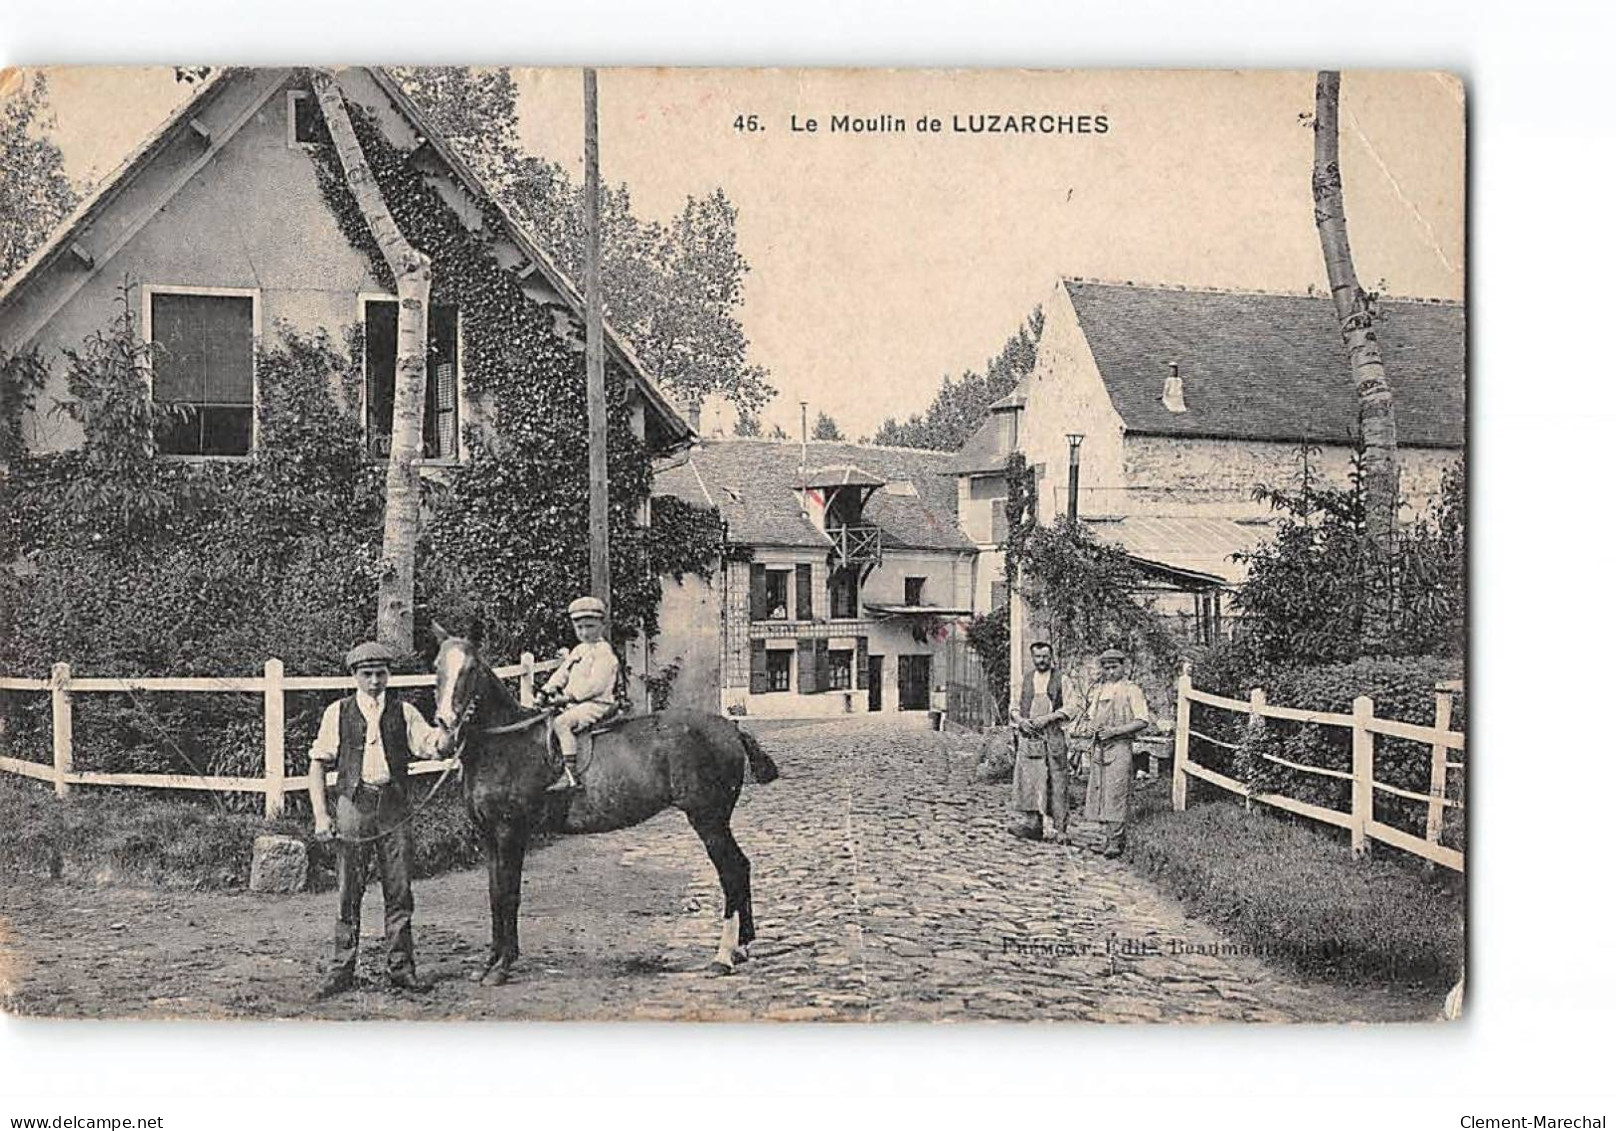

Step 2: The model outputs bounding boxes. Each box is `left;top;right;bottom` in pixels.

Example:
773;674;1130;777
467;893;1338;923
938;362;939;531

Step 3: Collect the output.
950;277;1465;692
0;66;699;679
655;439;980;719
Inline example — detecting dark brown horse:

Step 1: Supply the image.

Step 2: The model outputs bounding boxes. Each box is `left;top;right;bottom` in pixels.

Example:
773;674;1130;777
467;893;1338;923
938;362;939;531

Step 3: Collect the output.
430;625;778;984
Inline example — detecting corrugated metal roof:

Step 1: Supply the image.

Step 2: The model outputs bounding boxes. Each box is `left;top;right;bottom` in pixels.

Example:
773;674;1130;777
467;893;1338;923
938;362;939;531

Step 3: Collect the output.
1085;514;1271;585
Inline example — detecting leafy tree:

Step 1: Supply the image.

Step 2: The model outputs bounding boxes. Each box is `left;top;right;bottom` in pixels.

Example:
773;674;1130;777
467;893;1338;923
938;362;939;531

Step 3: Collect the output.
768;423;788;441
512;167;774;418
732;411;762;437
389;66;774;420
1232;452;1465;667
811;411;844;441
388;67;522;183
0;71;78;284
873;309;1043;450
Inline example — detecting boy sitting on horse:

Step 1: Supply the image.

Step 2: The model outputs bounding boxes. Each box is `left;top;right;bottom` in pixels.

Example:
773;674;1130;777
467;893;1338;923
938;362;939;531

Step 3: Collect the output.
538;596;620;791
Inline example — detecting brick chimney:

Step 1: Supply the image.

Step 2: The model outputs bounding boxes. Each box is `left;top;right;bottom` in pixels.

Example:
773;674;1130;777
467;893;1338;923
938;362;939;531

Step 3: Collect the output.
1162;361;1186;414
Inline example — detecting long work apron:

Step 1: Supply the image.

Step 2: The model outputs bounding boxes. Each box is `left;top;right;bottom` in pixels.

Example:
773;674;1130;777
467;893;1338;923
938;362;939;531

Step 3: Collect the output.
1083;682;1139;825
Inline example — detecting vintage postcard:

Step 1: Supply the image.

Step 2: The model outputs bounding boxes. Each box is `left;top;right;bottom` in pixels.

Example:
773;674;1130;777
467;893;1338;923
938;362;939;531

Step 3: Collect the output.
0;66;1464;1022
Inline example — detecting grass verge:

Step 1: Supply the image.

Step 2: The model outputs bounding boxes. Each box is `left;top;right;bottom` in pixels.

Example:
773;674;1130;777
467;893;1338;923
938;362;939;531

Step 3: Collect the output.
0;772;483;890
1124;779;1465;988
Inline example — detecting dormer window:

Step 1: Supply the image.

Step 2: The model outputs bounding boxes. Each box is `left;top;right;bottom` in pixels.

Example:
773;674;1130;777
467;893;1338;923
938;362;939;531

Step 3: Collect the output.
287;90;320;146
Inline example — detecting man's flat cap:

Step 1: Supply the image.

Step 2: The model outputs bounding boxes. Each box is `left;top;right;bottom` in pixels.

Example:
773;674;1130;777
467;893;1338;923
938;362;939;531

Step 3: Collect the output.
1098;648;1128;663
345;641;395;670
568;596;607;620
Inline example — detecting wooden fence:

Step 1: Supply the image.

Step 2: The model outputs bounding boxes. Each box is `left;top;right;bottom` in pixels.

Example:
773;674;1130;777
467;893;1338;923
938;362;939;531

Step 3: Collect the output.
0;654;560;818
1170;673;1465;872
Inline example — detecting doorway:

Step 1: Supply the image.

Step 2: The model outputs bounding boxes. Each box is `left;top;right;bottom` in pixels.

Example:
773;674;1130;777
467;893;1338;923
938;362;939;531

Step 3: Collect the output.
897;654;932;711
867;655;883;711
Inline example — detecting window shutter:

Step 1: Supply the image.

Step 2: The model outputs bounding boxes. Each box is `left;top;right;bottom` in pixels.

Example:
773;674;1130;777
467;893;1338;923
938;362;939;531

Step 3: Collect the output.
749;563;768;622
815;639;830;691
796;563;813;620
991;499;1008;544
797;640;817;694
749;640;767;694
855;637;869;689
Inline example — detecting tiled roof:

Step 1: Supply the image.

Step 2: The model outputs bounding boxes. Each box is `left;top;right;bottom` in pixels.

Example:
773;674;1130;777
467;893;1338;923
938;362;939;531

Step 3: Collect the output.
656;440;974;552
1085;515;1269;584
1064;280;1465;449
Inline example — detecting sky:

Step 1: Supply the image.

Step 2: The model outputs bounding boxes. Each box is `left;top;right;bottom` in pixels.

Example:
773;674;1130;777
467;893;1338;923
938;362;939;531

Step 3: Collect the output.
25;66;1463;439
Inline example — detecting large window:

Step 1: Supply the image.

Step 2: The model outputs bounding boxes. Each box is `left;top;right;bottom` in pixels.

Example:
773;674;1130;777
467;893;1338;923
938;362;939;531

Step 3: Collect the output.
765;649;792;692
149;290;256;457
904;576;926;606
364;299;460;462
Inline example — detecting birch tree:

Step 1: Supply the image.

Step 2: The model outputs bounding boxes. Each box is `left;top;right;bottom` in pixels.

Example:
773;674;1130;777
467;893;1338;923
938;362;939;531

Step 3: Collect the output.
311;70;432;656
1311;70;1398;651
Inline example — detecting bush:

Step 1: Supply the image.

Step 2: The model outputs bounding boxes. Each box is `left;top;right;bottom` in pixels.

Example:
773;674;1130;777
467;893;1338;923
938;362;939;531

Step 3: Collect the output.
0;770;488;890
1187;648;1465;847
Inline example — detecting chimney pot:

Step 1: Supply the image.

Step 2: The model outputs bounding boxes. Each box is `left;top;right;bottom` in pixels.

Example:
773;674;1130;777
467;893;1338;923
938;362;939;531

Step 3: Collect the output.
1162;361;1186;414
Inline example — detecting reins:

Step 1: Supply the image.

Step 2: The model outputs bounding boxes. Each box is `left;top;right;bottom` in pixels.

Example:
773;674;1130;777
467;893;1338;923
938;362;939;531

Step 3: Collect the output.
326;666;554;846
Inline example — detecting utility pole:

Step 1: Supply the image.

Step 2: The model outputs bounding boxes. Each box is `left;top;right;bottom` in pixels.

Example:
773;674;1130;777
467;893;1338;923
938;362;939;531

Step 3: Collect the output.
584;67;610;619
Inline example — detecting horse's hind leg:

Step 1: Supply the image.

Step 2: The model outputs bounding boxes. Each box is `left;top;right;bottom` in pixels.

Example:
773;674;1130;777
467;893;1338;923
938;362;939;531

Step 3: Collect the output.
688;811;751;974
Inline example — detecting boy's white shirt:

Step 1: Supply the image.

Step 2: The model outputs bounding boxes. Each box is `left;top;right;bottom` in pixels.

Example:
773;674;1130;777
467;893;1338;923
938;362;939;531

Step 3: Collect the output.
544;639;619;703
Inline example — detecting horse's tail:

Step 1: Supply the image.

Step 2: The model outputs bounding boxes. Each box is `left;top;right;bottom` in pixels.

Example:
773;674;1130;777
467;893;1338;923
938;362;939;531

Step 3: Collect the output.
737;725;779;785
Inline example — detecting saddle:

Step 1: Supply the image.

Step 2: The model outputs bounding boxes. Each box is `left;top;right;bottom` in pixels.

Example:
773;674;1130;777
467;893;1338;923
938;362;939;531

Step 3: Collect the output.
544;701;632;776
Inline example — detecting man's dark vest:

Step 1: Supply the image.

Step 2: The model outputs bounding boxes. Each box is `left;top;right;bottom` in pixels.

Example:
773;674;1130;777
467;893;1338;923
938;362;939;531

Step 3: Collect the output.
1019;668;1065;718
335;695;411;798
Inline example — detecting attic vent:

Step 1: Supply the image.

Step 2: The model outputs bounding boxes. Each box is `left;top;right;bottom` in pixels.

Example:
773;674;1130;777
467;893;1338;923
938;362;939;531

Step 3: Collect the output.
1162;361;1187;414
885;479;917;497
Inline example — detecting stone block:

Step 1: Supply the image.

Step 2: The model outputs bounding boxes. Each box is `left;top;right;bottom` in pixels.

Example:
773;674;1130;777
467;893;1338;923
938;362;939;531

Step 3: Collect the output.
975;727;1016;783
250;834;308;894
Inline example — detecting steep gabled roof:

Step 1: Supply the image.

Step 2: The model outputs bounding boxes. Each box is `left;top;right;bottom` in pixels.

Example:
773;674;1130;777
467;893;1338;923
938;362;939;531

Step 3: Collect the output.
947;374;1030;476
657;439;974;552
1063;279;1465;449
0;66;692;452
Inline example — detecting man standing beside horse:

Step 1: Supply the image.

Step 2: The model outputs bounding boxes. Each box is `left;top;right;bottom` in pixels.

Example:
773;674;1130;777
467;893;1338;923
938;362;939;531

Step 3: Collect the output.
310;641;450;998
1006;639;1078;843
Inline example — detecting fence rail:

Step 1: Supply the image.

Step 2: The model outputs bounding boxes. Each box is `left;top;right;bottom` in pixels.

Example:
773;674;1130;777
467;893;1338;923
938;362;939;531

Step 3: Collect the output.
0;654;560;817
1170;674;1465;872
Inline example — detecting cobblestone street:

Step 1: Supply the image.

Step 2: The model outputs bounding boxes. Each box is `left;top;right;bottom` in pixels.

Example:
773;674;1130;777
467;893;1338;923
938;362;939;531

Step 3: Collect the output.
600;717;1437;1022
1;716;1441;1021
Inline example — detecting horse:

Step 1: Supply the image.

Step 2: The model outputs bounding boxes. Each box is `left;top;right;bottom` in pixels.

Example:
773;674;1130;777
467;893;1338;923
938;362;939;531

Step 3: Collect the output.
429;623;778;985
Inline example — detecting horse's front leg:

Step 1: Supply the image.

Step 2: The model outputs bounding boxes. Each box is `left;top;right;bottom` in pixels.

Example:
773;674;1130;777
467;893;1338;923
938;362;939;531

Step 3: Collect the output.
481;818;527;986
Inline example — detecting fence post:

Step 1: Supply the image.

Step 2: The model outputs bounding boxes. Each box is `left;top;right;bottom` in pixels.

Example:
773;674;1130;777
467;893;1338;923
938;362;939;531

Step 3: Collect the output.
263;657;286;820
1351;695;1374;859
1172;671;1191;811
1243;688;1266;812
1425;688;1453;847
51;661;73;798
520;652;536;708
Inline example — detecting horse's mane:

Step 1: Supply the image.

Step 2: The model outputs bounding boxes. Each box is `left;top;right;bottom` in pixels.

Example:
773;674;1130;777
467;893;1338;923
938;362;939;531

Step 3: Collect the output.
473;646;545;724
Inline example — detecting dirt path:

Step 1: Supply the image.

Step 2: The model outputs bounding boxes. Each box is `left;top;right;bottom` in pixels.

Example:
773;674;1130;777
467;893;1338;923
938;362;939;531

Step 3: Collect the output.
0;718;1444;1022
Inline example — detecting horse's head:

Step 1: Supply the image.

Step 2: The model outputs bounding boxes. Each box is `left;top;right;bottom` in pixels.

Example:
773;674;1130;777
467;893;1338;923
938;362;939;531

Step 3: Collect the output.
431;619;485;747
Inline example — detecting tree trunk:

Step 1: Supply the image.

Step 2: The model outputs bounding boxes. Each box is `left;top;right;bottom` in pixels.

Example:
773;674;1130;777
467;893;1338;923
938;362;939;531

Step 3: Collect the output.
312;70;433;658
1312;70;1398;652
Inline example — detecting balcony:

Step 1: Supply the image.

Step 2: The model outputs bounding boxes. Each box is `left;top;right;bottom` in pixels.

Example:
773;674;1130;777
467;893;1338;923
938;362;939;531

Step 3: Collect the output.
828;524;882;567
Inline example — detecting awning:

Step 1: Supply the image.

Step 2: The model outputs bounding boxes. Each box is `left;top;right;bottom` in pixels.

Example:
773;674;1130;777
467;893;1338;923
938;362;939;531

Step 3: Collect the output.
865;604;975;618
